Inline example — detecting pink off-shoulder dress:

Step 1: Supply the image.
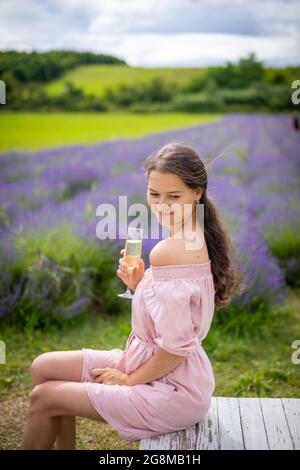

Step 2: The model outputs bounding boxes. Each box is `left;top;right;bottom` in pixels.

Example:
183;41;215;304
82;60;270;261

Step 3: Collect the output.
80;261;216;442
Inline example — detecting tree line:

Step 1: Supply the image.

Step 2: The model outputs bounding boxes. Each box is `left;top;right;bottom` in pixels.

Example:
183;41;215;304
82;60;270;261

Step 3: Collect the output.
0;51;298;112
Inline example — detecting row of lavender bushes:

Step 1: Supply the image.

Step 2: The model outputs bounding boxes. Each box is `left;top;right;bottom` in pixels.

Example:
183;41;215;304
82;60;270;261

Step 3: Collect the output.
0;113;299;329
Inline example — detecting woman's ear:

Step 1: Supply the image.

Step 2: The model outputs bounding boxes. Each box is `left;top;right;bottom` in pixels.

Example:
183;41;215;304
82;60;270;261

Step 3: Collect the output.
195;190;202;202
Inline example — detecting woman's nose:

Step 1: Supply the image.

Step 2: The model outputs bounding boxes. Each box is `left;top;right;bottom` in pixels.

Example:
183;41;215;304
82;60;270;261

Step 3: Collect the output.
156;195;168;204
158;201;170;211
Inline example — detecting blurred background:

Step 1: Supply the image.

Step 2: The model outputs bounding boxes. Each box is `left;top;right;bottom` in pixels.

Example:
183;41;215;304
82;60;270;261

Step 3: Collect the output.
0;0;299;450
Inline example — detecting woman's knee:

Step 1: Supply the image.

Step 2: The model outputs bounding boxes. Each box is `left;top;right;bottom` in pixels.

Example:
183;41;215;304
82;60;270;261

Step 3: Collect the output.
31;352;53;385
28;382;51;414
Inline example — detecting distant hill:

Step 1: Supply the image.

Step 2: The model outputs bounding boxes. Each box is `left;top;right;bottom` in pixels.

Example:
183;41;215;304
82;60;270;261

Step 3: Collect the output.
44;64;205;97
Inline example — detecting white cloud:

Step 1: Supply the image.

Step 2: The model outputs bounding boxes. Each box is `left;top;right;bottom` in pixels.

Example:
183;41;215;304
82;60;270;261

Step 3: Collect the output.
0;0;299;66
106;32;300;67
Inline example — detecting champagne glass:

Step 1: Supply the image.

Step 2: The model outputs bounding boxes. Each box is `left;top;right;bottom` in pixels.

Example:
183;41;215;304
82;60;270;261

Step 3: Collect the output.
117;227;143;299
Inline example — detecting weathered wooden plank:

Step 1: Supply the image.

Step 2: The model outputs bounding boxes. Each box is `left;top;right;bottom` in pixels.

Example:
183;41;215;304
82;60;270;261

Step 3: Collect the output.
217;397;244;449
139;425;198;450
260;398;294;450
281;398;300;450
139;433;164;450
196;397;219;449
139;397;300;450
239;397;269;449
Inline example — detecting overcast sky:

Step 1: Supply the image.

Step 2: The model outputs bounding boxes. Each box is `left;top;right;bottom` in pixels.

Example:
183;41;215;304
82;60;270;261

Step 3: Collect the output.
0;0;299;67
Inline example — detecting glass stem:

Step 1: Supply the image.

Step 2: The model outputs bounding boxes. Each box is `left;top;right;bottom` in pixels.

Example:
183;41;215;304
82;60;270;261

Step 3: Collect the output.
126;268;133;294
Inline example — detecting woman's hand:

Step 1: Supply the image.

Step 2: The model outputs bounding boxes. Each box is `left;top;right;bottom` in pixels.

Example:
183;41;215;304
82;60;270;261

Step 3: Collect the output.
91;367;129;386
116;248;145;291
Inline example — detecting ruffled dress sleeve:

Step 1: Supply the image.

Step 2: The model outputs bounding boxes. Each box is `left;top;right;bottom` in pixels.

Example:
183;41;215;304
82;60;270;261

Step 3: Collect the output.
143;278;202;357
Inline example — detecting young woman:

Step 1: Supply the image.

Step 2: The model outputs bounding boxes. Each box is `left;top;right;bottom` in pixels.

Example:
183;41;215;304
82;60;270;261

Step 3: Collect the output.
21;141;243;449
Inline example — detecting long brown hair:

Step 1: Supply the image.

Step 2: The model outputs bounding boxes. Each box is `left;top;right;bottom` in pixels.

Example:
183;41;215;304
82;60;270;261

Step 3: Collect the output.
142;141;246;310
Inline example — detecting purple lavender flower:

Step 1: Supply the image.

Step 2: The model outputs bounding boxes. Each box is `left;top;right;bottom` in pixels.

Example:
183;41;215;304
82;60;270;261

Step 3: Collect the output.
1;113;299;320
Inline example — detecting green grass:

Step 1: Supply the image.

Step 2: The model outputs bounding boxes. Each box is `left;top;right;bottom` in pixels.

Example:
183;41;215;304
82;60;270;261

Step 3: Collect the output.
0;288;299;450
45;65;205;97
206;289;300;397
0;112;222;153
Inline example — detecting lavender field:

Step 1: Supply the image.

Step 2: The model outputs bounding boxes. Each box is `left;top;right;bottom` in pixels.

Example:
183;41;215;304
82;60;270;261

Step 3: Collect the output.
0;113;300;326
1;112;300;450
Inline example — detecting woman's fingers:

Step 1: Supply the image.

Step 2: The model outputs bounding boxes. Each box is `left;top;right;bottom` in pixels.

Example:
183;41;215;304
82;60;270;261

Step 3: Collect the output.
118;258;144;274
137;259;144;273
91;368;104;376
117;249;144;288
116;269;127;280
119;249;143;271
118;257;129;273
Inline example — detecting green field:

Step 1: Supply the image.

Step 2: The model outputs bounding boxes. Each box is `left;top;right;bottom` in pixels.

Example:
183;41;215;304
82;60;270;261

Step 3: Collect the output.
0;112;222;153
45;65;205;96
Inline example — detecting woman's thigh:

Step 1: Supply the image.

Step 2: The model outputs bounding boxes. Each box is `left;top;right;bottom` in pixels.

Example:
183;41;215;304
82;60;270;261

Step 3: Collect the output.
31;351;84;384
31;380;106;422
31;348;124;385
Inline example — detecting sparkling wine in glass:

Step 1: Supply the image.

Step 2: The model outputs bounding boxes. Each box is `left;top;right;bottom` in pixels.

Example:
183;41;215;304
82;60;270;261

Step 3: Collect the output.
117;227;143;300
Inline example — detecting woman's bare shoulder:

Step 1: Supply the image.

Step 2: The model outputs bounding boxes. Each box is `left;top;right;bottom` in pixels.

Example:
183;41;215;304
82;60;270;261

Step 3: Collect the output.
149;237;209;266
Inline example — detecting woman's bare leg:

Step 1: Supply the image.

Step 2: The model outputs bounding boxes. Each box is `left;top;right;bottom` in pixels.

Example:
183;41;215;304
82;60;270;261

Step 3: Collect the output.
21;380;105;450
22;408;59;450
30;351;84;450
55;416;76;450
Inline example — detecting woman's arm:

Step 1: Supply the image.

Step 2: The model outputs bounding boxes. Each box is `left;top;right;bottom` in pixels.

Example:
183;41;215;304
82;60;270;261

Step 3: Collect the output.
126;348;186;386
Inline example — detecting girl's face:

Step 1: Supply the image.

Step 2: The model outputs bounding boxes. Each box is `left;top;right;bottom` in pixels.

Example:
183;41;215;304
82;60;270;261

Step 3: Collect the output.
147;170;202;229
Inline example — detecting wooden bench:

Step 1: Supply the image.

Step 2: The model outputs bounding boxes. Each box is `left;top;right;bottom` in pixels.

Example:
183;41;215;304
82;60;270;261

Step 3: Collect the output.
139;397;300;450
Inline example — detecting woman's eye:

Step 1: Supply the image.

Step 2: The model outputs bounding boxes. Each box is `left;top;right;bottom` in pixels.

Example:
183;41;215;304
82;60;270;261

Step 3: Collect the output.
150;194;179;199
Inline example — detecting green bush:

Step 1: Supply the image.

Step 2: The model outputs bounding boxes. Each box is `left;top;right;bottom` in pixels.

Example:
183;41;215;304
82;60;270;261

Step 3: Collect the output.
171;91;223;112
0;225;126;330
264;224;300;288
103;77;177;108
